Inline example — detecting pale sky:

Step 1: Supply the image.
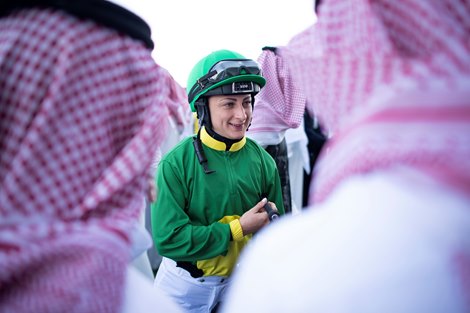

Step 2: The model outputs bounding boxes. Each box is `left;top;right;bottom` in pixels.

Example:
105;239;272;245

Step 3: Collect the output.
113;1;317;87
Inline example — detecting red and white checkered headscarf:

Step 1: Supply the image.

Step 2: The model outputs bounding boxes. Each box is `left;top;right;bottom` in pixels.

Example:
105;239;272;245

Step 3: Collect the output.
249;48;306;135
160;68;191;133
281;24;319;119
0;8;171;312
301;0;470;204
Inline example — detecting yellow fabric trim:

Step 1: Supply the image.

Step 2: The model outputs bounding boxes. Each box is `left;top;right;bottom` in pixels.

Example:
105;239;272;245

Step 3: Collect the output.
200;127;246;152
229;219;244;241
196;215;251;277
193;112;199;134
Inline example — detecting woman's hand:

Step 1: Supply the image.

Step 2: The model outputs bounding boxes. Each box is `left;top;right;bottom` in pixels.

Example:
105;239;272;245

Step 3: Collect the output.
239;198;278;236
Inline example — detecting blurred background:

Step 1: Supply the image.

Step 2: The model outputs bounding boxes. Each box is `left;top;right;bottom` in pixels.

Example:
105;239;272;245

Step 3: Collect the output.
113;0;317;86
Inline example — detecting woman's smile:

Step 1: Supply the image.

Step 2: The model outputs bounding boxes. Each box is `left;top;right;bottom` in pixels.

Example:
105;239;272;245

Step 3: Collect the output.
208;94;253;140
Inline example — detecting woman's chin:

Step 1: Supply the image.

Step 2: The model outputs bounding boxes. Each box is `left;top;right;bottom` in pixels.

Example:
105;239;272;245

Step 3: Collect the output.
229;130;246;139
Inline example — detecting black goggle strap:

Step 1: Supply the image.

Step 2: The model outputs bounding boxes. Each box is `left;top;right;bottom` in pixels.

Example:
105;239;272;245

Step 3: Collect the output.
187;70;217;103
188;59;261;102
0;0;154;50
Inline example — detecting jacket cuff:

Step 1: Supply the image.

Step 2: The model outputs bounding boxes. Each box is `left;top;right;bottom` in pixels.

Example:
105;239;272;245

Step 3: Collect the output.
229;219;244;241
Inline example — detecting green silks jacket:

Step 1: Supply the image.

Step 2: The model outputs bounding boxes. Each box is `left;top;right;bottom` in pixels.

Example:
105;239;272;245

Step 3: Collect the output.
151;127;284;277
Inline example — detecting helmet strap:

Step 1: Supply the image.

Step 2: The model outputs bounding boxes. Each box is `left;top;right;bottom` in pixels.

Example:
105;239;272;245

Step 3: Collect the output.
193;98;215;174
195;98;212;130
193;129;215;174
246;94;256;131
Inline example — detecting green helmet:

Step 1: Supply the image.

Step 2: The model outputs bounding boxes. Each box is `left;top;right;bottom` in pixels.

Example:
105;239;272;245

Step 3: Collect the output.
186;49;266;112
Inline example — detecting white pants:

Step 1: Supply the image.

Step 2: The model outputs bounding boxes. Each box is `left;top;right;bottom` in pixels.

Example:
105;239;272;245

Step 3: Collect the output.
154;257;230;313
123;265;183;313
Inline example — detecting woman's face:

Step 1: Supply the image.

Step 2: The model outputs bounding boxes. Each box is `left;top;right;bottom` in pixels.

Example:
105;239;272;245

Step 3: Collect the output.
208;93;253;140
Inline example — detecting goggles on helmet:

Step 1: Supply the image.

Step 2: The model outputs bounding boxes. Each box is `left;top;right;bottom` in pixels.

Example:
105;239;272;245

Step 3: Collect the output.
188;59;261;102
205;59;261;83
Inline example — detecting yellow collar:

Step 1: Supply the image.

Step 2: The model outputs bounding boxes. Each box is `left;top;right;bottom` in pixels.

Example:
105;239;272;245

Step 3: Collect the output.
200;127;246;152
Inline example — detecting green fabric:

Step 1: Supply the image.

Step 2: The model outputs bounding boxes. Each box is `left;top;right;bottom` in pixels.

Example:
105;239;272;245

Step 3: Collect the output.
151;135;284;268
186;49;266;111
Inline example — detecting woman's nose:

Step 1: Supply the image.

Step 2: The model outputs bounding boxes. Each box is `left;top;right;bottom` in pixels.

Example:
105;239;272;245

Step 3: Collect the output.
234;102;247;119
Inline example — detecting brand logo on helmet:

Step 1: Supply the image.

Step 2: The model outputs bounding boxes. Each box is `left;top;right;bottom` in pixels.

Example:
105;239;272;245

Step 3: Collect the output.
232;81;254;93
